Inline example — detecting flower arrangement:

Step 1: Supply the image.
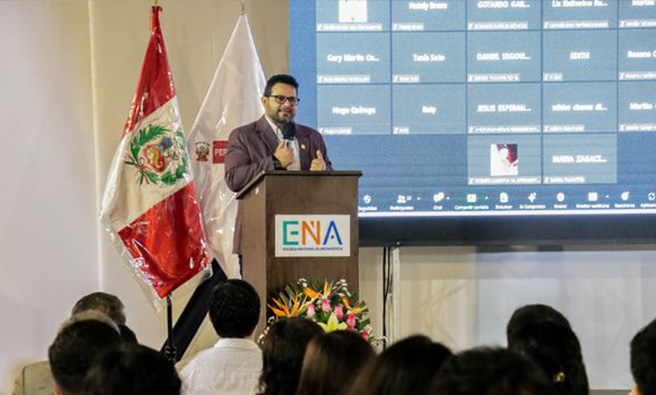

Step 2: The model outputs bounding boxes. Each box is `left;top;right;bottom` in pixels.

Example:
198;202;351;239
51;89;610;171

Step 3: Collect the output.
265;278;381;345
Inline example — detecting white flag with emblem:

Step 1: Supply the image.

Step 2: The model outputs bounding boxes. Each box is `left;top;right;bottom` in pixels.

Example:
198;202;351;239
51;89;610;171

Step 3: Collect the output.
187;15;265;278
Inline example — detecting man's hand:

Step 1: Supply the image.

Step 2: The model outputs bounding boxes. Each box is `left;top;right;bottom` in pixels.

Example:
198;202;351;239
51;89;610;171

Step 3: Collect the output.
274;140;293;168
310;150;326;171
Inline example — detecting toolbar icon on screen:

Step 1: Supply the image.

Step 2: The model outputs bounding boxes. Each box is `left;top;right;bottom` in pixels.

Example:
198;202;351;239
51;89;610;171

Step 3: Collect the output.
588;192;598;202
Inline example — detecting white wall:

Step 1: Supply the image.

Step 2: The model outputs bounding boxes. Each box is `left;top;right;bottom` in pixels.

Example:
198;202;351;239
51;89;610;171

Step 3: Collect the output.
1;0;654;393
0;1;98;392
359;245;656;389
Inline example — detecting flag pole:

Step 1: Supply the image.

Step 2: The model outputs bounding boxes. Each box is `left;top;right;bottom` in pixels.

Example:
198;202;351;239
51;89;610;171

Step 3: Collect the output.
163;294;177;362
240;0;245;15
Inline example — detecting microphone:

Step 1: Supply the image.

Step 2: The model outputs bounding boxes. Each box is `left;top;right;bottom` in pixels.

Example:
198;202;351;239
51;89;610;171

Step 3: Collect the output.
282;121;296;148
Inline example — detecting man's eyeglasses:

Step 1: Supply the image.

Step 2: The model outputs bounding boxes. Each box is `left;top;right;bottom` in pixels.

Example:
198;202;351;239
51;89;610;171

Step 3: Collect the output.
267;95;300;106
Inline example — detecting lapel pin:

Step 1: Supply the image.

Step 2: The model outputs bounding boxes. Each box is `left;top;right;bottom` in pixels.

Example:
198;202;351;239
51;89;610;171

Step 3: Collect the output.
301;144;307;150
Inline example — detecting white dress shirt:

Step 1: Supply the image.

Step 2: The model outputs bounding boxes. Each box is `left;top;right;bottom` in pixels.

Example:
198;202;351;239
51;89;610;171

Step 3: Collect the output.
265;115;301;171
180;338;262;395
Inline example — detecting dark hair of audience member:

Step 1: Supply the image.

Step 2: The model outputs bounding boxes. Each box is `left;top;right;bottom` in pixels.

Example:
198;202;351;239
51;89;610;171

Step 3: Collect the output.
84;343;181;395
431;347;555;395
296;330;375;395
506;304;571;340
264;74;299;96
48;320;122;395
118;324;138;343
631;318;656;395
71;292;126;326
259;317;323;395
508;321;589;395
208;279;261;338
348;335;452;395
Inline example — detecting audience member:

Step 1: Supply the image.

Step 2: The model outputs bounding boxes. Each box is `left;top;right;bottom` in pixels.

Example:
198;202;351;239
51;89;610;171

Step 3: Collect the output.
431;347;555;395
13;292;130;395
348;335;452;395
506;304;571;341
509;322;589;395
84;343;181;395
48;320;122;395
296;330;375;395
630;317;656;395
71;292;126;326
179;279;262;395
259;317;323;395
118;324;138;343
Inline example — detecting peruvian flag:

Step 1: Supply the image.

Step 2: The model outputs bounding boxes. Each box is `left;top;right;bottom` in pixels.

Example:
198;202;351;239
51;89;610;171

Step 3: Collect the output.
100;6;209;298
188;15;265;278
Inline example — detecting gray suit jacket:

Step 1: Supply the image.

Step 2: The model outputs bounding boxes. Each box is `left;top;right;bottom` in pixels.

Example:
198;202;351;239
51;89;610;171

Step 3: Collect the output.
225;116;332;254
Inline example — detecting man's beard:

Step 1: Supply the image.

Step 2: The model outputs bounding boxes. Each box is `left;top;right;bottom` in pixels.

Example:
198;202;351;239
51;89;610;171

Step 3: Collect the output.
271;110;295;124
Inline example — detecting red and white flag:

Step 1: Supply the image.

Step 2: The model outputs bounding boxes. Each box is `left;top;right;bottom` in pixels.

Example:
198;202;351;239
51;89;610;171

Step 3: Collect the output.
100;6;209;298
188;15;266;278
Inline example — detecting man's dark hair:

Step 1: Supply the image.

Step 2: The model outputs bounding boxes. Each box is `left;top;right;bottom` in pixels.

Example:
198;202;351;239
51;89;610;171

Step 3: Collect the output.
631;318;656;395
259;317;323;395
48;320;122;395
348;335;452;395
431;347;555;395
84;343;181;395
263;74;299;97
208;279;260;338
506;304;571;341
71;292;126;326
509;322;589;395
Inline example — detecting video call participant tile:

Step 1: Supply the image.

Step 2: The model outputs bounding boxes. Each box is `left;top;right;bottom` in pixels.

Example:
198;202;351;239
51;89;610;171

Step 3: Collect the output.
467;83;541;134
543;134;617;184
392;32;465;84
392;84;466;134
543;82;616;133
317;85;391;135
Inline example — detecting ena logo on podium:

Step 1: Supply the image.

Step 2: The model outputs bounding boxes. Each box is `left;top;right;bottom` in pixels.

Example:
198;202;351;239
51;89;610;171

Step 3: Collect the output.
275;215;350;257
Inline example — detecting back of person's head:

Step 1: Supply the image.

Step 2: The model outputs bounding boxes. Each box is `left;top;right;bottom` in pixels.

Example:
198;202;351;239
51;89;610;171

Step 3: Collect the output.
509;322;589;395
208;279;260;338
84;343;180;395
631;318;656;395
118;324;138;343
507;304;571;341
296;330;375;395
58;310;120;334
71;292;126;326
48;320;122;395
348;335;452;395
431;347;555;395
259;317;323;395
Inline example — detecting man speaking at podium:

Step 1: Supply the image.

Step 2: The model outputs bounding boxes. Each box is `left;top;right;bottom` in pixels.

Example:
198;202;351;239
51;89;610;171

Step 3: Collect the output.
225;74;333;256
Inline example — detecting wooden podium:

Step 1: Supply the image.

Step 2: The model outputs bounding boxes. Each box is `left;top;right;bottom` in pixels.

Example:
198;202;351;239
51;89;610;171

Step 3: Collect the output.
236;170;362;332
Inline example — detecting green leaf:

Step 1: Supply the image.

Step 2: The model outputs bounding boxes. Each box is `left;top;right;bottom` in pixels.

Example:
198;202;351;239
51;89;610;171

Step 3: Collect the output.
175;163;187;180
160;171;177;185
144;170;159;184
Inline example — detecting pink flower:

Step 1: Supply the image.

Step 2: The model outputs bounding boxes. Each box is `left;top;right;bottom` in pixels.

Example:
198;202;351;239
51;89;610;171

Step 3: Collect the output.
321;299;331;313
346;313;356;328
307;304;316;318
335;305;344;320
362;329;370;341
